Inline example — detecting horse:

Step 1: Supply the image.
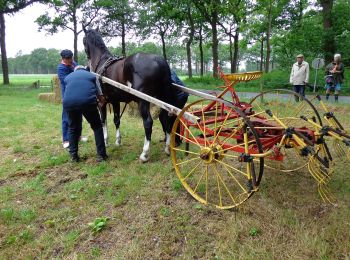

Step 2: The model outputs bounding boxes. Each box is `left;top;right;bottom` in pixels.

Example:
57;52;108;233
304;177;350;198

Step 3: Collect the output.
82;28;177;162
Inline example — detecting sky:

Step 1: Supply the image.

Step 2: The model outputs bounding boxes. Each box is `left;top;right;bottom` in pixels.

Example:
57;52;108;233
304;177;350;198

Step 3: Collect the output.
5;4;86;58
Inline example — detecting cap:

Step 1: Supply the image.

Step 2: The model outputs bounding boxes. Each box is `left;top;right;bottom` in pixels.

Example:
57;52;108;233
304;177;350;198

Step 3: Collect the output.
334;53;341;59
74;65;86;71
296;54;304;58
60;49;73;58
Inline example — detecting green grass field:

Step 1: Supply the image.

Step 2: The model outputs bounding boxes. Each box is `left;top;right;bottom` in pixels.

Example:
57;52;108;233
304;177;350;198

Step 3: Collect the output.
0;80;350;258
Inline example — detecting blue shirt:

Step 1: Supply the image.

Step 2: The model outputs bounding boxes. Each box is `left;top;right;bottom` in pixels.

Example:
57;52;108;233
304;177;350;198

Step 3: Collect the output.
63;69;101;111
57;61;77;94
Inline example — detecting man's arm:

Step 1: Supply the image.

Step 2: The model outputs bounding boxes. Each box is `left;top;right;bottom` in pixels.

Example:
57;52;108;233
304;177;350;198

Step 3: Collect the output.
95;77;106;107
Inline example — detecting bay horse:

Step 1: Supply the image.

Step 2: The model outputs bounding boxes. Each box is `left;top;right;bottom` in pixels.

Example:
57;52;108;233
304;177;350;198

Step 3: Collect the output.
83;28;177;162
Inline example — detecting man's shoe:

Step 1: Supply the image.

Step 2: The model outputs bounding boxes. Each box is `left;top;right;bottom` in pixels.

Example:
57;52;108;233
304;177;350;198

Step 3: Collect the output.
71;155;80;162
96;154;108;162
63;141;70;149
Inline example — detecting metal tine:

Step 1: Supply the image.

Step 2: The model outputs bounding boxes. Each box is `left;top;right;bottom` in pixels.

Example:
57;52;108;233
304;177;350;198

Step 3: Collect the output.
318;183;336;204
308;157;331;183
333;140;346;158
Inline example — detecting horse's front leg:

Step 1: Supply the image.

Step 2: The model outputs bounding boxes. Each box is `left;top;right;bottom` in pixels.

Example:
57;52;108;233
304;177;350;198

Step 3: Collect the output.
139;101;153;162
112;102;121;146
98;103;108;146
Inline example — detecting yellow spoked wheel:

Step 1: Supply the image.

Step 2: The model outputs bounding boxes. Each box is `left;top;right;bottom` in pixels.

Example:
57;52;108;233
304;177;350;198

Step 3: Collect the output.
170;99;264;210
249;89;323;172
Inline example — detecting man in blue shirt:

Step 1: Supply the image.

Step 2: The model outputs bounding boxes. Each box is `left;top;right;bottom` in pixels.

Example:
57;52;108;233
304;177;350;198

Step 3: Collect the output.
63;66;107;162
57;49;83;148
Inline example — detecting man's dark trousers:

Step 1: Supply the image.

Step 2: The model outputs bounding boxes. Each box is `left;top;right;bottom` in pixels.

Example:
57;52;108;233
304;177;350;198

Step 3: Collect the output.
67;105;106;158
293;85;305;102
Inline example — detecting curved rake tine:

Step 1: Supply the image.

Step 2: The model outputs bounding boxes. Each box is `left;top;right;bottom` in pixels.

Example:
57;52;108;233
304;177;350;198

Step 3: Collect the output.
318;183;336;205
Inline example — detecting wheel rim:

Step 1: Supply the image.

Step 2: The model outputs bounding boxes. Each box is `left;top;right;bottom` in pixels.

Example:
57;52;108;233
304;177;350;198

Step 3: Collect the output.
170;99;264;209
249;89;323;172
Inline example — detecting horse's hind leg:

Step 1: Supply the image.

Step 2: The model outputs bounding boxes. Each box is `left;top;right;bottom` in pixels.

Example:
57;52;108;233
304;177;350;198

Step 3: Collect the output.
112;102;121;146
138;100;153;162
98;103;108;146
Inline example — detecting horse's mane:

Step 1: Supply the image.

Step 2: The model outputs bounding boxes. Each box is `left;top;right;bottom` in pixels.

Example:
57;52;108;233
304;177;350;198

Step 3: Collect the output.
84;29;110;53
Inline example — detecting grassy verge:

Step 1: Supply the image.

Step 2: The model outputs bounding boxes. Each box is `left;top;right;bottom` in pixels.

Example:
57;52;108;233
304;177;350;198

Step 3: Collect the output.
0;83;349;258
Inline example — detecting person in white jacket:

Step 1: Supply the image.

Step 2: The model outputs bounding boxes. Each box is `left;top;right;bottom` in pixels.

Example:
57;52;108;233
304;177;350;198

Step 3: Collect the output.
289;54;309;101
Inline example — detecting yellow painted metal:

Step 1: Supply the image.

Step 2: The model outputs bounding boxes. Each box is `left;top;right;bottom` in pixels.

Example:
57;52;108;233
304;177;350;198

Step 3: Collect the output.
249;89;322;172
170;99;262;209
224;71;263;82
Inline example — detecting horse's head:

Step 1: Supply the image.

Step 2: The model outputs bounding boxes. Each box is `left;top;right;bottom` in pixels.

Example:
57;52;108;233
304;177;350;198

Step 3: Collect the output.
82;27;107;60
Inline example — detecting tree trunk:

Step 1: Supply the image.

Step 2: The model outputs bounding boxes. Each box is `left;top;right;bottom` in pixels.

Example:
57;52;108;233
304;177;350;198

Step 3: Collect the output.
199;26;204;76
320;0;335;64
73;11;78;62
232;28;239;73
229;36;234;73
186;6;194;78
265;4;272;73
121;20;126;56
0;13;9;85
160;31;167;62
211;10;219;78
260;37;264;71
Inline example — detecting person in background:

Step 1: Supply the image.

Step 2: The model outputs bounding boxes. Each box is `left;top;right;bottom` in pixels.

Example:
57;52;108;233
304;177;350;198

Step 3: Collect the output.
57;49;86;148
63;66;107;162
289;54;309;102
159;70;189;146
325;53;345;102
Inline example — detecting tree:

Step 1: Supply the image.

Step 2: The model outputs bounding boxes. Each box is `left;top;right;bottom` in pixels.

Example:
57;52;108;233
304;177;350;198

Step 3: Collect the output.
36;0;101;62
319;0;335;63
98;0;135;56
0;0;46;84
217;0;246;73
136;0;178;61
192;0;220;77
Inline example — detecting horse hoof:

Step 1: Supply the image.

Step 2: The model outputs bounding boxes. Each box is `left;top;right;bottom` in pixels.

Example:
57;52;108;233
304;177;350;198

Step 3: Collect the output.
115;139;121;146
164;146;170;156
139;154;149;163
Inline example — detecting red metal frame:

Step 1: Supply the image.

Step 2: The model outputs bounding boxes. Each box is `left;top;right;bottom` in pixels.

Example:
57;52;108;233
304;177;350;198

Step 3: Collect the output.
180;68;317;162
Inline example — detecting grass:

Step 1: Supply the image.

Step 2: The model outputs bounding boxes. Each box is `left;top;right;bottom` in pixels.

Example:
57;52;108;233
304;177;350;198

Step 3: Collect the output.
0;80;350;259
1;74;53;87
182;69;350;95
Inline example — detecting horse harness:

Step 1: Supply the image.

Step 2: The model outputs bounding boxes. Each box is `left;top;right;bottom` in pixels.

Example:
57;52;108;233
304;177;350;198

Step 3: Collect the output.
94;55;129;118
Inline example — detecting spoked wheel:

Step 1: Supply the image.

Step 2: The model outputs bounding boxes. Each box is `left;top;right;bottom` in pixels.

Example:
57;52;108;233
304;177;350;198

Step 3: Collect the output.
170;99;264;210
249;89;323;172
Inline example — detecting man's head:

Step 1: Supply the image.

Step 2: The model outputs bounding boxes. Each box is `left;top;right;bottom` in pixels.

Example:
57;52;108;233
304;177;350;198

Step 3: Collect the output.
334;53;341;63
296;54;304;64
60;49;74;65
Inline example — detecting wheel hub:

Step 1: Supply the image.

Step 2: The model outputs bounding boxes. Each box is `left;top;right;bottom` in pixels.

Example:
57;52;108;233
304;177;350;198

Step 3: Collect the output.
200;145;224;164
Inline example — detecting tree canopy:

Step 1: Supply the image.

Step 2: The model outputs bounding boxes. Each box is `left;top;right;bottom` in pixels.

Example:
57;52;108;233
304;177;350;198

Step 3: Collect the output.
2;0;350;82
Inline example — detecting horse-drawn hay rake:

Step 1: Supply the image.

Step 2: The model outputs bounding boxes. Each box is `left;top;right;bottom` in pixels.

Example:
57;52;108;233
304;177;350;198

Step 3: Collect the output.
95;68;349;210
170;68;350;209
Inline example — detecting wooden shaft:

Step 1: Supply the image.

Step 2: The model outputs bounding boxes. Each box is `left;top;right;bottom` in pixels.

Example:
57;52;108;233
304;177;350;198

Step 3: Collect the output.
92;72;199;124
